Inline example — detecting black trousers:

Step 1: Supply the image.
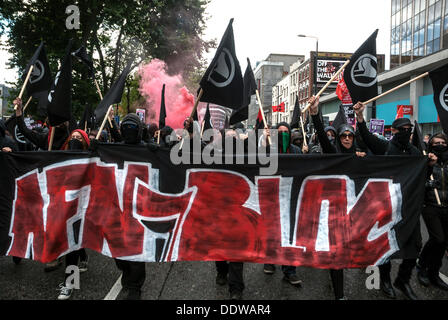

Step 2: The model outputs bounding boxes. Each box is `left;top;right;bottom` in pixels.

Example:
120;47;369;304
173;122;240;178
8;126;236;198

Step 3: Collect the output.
329;269;344;299
379;259;416;283
419;205;448;277
64;249;87;280
115;259;146;291
216;261;244;293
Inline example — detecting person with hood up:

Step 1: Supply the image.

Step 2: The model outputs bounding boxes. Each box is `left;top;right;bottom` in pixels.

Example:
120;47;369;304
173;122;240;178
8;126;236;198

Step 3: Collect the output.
354;101;422;300
261;122;307;155
416;133;448;291
309;96;366;300
114;113;147;300
57;129;90;300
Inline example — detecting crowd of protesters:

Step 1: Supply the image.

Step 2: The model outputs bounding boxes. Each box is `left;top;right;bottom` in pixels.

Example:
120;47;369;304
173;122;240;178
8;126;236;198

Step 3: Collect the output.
1;95;447;301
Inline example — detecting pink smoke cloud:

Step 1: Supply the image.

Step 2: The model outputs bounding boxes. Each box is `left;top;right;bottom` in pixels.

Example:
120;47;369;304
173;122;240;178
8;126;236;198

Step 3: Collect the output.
138;59;196;129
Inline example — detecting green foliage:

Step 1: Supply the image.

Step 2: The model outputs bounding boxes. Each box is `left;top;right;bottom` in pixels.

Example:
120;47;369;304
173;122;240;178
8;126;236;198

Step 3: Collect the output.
0;0;215;121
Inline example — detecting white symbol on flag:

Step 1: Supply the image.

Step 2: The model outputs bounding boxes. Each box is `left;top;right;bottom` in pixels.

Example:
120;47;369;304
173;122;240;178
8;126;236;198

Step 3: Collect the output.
439;83;448;112
29;60;45;84
209;48;235;88
351;54;377;88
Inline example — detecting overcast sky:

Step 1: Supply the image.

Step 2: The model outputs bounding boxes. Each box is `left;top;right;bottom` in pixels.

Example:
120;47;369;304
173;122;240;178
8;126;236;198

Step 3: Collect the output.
202;0;391;71
0;0;392;84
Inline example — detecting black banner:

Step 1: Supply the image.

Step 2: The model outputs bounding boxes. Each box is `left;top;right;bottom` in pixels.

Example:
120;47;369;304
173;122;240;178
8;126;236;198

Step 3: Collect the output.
0;145;426;269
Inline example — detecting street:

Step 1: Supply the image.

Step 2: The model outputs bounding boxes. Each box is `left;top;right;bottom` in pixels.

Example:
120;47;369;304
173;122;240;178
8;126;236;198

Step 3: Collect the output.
1;221;447;301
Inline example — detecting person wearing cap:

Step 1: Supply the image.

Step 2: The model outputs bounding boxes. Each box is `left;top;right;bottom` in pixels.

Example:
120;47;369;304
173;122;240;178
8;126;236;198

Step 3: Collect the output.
354;102;422;300
309;96;366;300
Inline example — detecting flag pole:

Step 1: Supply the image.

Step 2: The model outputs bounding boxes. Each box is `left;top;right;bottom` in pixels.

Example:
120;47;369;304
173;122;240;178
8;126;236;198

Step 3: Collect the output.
96;106;113;140
48;128;55;151
200;120;205;138
362;72;429;105
95;78;114;128
22;96;33;114
255;89;272;145
301;60;350;114
157;131;161;145
14;65;34;111
299;116;308;147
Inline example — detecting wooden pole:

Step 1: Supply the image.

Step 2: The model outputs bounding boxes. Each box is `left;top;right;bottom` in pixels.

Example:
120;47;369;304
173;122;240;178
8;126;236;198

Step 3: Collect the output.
22;96;33;114
301;60;350;114
255;90;272;145
48;128;55;151
14;65;34;111
190;88;204;118
362;72;429;105
96;106;113;140
157;130;160;145
94;79;114;128
299;116;308;147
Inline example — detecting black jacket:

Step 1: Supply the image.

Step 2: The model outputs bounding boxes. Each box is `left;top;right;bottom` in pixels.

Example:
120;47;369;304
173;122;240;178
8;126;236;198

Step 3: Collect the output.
426;162;448;207
312;115;355;154
357;121;421;156
16;115;69;150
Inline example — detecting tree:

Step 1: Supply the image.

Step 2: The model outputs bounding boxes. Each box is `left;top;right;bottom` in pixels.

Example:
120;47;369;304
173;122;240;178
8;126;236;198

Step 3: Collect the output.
0;0;215;120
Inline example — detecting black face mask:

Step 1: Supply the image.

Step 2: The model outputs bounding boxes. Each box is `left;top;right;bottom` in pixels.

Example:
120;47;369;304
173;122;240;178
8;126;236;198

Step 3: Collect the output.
68;139;84;151
393;128;412;146
122;128;139;144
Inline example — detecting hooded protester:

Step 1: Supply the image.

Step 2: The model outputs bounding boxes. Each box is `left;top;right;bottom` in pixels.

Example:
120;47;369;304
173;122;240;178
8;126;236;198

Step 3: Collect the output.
14;98;70;151
57;129;90;300
62;129;90;151
0;119;18;152
115;113;146;300
325;126;337;145
309;95;367;300
291;130;303;148
158;126;177;149
354;102;422;300
120;113;144;145
416;133;448;291
261;122;304;155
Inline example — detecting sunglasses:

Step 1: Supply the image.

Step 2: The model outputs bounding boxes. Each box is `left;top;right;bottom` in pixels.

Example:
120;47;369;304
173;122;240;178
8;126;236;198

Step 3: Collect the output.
340;133;354;139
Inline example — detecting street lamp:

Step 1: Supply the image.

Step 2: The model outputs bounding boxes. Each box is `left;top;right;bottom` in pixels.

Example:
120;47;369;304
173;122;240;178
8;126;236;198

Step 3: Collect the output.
297;34;319;95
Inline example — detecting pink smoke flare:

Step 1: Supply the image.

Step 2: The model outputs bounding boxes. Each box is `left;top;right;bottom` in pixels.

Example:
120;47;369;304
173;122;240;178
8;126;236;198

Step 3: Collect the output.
138;59;196;129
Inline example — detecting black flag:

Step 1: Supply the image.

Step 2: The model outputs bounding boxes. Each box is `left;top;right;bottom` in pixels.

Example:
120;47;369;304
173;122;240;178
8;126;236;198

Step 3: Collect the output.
429;63;448;135
72;46;94;78
344;30;379;104
95;58;133;122
412;120;426;153
79;105;94;131
230;58;257;125
255;108;265;131
159;84;167;130
290;95;302;129
203;104;213;131
47;40;73;127
332;105;349;131
199;18;244;109
24;41;53;116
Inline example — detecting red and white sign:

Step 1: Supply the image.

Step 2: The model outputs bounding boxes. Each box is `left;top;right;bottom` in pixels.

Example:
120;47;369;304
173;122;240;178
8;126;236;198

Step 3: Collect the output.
397;105;413;116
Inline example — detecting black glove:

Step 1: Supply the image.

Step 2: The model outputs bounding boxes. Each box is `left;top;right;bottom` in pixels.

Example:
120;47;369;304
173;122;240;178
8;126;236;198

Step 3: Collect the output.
426;179;441;189
147;141;159;152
